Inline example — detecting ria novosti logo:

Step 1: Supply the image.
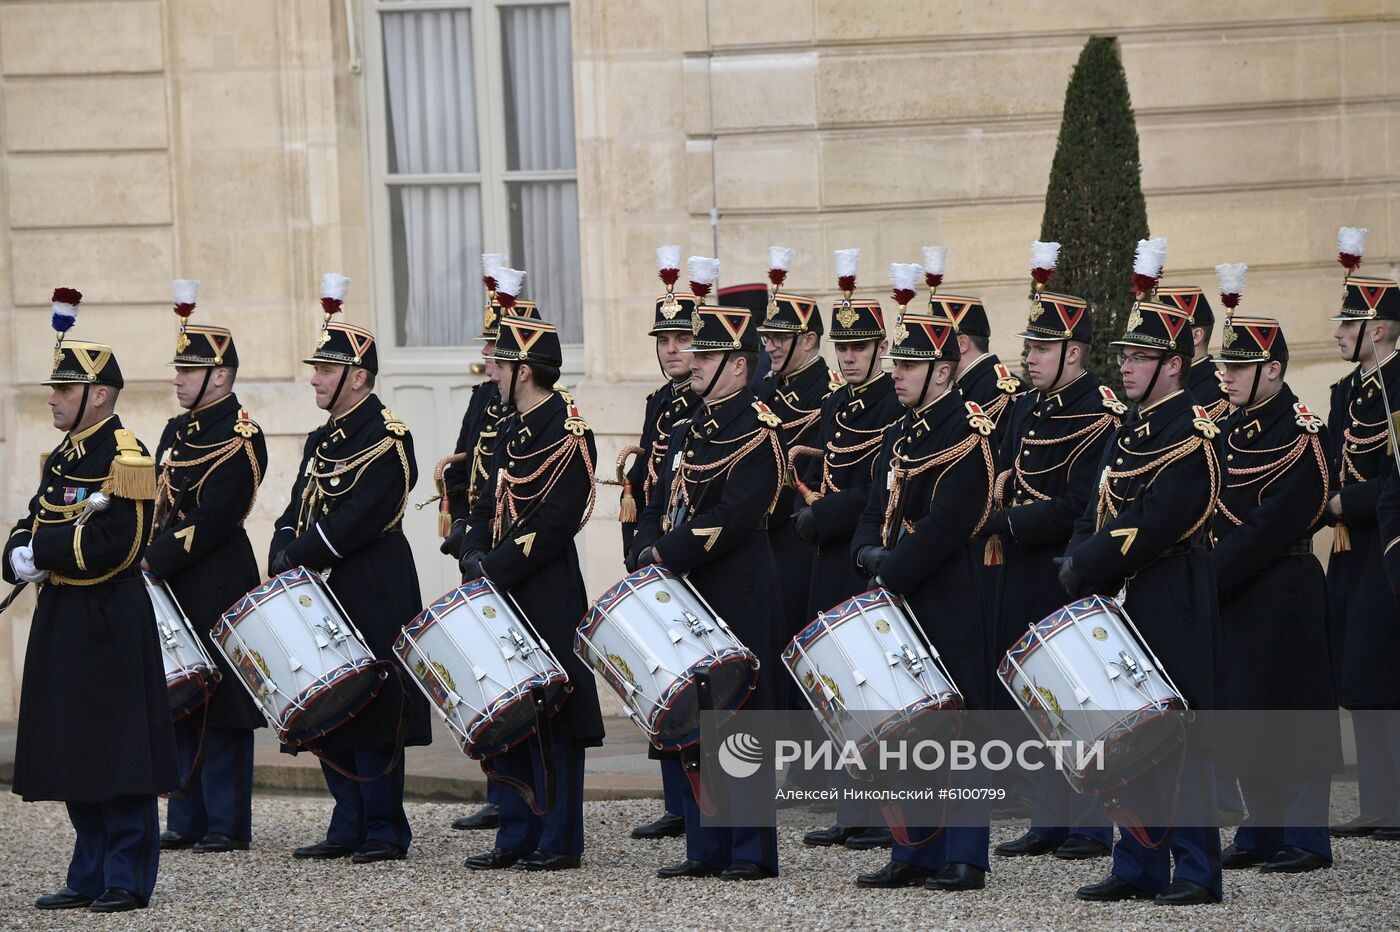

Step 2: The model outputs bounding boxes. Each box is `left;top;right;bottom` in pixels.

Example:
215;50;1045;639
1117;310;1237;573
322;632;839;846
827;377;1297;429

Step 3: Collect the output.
717;732;764;778
714;731;1105;777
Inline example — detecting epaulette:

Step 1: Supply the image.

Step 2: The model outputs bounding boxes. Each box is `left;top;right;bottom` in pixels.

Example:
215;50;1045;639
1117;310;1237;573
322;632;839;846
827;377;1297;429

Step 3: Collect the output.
828;367;844;393
994;363;1019;394
752;400;781;428
1099;386;1127;415
234;407;259;438
107;428;156;500
557;389;576;405
382;408;409;437
1293;402;1323;434
1191;404;1220;439
564;403;589;437
965;401;994;436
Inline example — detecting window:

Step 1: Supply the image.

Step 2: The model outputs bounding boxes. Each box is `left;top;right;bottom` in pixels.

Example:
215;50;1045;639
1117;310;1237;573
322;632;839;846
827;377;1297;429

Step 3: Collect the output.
366;0;582;353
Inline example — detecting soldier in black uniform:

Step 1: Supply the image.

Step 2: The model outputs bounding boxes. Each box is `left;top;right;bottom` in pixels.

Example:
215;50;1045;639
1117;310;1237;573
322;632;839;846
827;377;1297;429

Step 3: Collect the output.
268;278;433;863
985;291;1120;862
1326;275;1400;838
458;314;606;872
621;257;701;841
1211;314;1338;872
631;302;787;881
794;296;901;851
4;291;177;912
850;311;996;893
937;293;1022;450
1061;300;1223;906
147;285;268;855
1158;285;1231;422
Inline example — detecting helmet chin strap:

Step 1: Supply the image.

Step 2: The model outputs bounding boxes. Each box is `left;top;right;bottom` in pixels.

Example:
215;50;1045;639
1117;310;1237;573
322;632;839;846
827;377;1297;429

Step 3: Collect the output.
1138;353;1169;405
772;334;800;380
506;361;522;409
916;361;939;409
698;350;735;399
1351;321;1365;364
1243;363;1264;409
1050;342;1068;392
327;365;351;413
71;384;92;435
185;367;214;412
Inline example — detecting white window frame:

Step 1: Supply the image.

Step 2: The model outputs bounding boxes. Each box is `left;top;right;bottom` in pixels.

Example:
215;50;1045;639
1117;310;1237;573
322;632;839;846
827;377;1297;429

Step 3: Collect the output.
360;0;582;375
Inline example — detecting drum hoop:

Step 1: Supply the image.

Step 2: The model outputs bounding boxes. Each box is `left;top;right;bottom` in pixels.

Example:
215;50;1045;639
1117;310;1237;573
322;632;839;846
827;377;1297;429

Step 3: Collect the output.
462;671;572;758
276;656;384;740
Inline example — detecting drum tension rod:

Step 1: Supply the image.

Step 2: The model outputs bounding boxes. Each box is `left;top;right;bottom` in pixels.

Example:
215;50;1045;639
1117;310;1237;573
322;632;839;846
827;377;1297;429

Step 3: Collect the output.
899;644;925;675
1118;651;1147;684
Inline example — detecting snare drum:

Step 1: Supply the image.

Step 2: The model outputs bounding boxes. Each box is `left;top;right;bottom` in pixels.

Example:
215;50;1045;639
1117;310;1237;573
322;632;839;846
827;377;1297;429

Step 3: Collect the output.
145;572;221;721
212;566;386;744
998;595;1189;792
783;588;962;765
394;578;570;760
576;565;758;751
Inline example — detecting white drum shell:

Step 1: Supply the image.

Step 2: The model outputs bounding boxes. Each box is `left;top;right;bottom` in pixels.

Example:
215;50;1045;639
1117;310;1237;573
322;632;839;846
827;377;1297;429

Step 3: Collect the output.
145;573;219;716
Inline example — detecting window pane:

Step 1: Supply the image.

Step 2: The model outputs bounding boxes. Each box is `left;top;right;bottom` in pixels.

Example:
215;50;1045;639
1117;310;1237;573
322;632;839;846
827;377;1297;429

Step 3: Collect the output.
382;9;479;175
390;184;484;346
508;180;581;344
500;4;576;172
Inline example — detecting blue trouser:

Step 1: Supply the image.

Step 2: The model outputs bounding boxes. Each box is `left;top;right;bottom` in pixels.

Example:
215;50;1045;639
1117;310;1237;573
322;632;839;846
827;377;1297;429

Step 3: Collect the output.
679;757;778;873
1109;759;1222;898
165;723;254;842
1029;774;1114;848
1352;708;1400;821
891;796;991;872
66;796;160;905
319;746;410;851
1233;773;1333;862
661;758;685;816
492;739;586;856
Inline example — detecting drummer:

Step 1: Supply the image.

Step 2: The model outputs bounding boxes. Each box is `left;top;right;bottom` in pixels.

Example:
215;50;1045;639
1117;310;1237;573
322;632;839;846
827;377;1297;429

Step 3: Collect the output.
619;246;701;841
849;310;996;893
458;293;606;872
4;289;177;912
631;289;787;881
267;273;433;863
146;281;268;855
1060;299;1223;905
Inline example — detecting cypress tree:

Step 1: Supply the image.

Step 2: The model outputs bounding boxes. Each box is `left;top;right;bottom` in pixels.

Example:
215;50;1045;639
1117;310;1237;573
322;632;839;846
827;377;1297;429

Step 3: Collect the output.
1038;37;1149;390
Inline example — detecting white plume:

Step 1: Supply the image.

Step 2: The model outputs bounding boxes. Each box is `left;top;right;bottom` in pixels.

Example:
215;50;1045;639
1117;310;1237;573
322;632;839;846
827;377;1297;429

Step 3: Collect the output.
320;273;351;301
921;246;947;276
494;267;526;297
1338;226;1368;257
172;279;200;305
1030;241;1060;270
889;263;924;292
655;245;681;272
687;256;720;286
481;253;509;279
768;246;795;271
834;248;860;279
1215;263;1247;297
1133;238;1167;278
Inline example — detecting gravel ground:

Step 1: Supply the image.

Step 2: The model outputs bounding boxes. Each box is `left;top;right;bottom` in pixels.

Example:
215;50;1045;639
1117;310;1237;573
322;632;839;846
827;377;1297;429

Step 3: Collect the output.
0;789;1396;931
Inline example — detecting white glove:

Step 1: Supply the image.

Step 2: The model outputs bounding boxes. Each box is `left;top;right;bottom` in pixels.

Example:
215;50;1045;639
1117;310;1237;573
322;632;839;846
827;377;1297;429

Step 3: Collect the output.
10;546;48;584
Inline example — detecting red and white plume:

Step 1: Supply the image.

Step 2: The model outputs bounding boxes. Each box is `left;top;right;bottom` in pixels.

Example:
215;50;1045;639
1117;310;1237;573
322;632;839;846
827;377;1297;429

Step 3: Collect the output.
1132;237;1168;296
320;273;351;316
494;267;526;309
768;246;795;288
1338;227;1368;273
172;279;200;319
921;246;947;290
481;253;509;291
834;248;860;294
1215;263;1247;311
890;263;923;308
51;287;82;335
1030;241;1060;286
656;245;681;288
687;256;720;301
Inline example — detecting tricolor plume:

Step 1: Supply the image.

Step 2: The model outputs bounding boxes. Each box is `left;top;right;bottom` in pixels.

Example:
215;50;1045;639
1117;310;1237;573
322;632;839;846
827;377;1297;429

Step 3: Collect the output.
481;253;509;290
1132;238;1168;296
921;246;947;289
656;245;682;287
1215;263;1247;310
494;268;526;309
172;279;200;319
768;246;796;287
890;263;924;308
1030;241;1060;285
687;256;720;300
834;248;860;293
51;287;82;334
320;273;351;315
1338;227;1368;272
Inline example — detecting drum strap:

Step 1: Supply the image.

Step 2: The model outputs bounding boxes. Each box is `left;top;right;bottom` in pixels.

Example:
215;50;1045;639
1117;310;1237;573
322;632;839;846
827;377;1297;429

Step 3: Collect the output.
161;677;215;801
481;685;557;817
680;673;726;818
1096;728;1190;850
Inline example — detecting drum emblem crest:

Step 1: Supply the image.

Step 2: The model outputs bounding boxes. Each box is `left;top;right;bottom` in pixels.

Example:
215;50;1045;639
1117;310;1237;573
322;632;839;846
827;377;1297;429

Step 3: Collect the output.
595;654;638;698
299;595;313;608
414;659;457;707
230;646;272;700
803;670;844;713
482;606;497;619
874;619;891;634
1091;626;1108;641
1020;683;1060;714
655;591;672;604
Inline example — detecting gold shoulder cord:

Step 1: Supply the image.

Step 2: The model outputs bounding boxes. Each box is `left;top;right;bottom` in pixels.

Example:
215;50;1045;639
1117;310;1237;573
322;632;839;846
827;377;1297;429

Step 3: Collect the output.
154;434;263;532
490;431;596;547
297;436;407;535
665;427;785;526
1012;412;1118;503
881;431;995;547
1094;434;1220;543
46;500;146;587
1215;432;1328;531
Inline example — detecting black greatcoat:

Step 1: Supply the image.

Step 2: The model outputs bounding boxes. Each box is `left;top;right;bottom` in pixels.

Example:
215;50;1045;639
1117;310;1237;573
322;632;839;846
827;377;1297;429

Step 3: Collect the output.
1066;390;1221;710
443;380;509;531
145;393;267;730
620;379;699;555
987;371;1121;708
1211;386;1340;771
805;372;901;619
269;395;432;751
1188;355;1231;422
954;353;1022;454
851;389;996;708
634;390;786;711
462;390;605;746
1326;351;1400;707
4;416;178;802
